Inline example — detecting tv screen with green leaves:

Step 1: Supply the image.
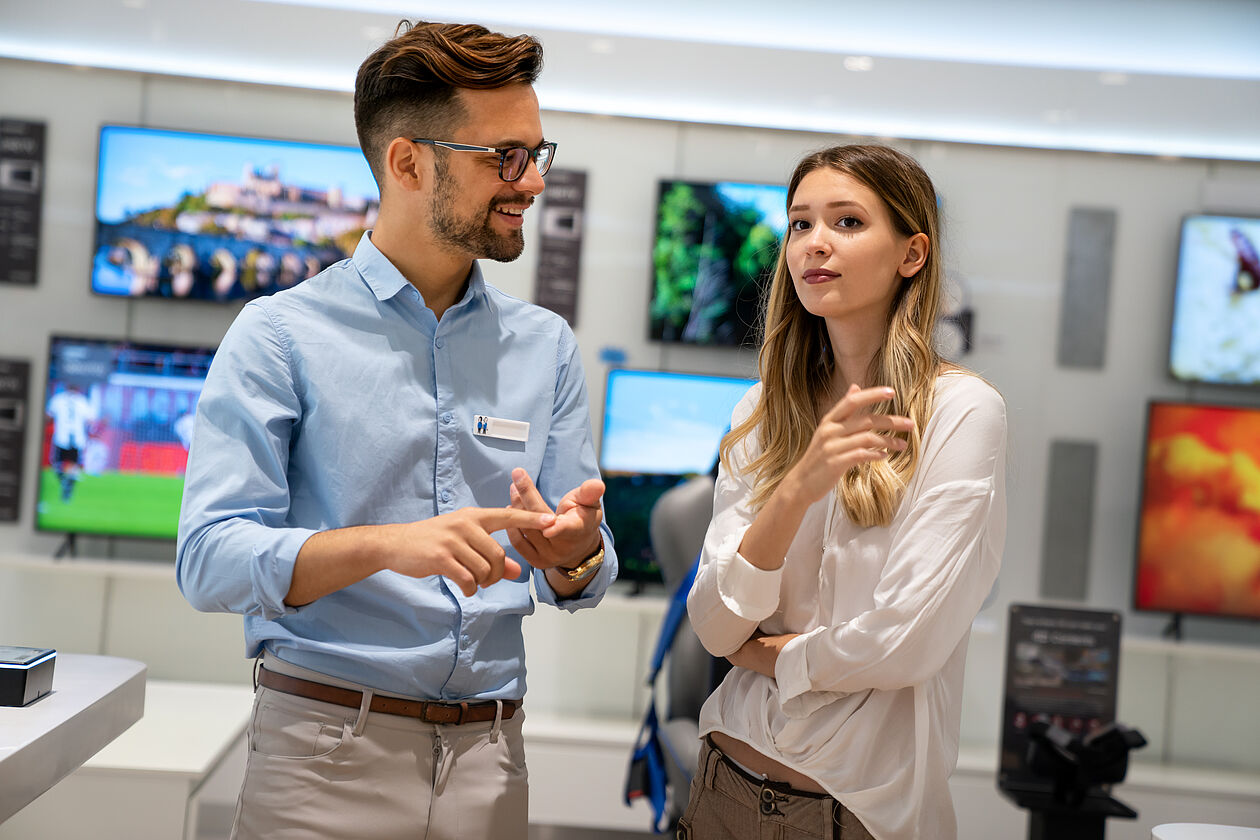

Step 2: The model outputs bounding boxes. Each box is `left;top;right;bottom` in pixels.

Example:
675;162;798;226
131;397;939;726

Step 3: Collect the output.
649;179;787;347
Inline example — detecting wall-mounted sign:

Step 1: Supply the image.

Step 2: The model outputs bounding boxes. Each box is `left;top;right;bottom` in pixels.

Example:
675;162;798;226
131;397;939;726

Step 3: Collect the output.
533;168;587;326
0;119;45;286
0;358;31;522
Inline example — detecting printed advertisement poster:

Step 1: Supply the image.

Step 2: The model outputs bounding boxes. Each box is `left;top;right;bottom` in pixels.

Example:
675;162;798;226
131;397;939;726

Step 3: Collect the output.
998;603;1121;792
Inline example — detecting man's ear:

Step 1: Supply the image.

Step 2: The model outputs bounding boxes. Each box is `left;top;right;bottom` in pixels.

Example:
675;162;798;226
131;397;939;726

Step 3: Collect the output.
899;232;930;278
384;137;425;192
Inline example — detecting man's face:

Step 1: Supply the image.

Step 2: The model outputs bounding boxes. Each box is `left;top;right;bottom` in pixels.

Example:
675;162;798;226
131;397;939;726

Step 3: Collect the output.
427;84;547;263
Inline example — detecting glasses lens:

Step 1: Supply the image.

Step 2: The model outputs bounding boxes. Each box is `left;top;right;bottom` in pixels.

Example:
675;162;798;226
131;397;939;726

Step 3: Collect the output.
536;144;555;177
502;148;529;182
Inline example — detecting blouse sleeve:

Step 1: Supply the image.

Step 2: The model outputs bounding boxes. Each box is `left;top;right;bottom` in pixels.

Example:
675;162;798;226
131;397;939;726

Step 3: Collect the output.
686;385;786;657
773;376;1008;703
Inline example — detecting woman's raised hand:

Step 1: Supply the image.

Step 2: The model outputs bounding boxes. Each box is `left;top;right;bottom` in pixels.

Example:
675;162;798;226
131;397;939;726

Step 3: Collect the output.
785;384;915;506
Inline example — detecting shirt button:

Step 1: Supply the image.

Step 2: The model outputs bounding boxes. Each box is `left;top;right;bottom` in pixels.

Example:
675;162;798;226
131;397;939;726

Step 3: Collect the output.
440;489;451;503
410;288;420;301
460;635;470;649
434;337;445;349
442;412;453;424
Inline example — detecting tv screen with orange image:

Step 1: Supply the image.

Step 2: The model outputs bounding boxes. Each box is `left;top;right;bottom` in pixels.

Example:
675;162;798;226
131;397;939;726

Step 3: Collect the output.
1134;400;1260;621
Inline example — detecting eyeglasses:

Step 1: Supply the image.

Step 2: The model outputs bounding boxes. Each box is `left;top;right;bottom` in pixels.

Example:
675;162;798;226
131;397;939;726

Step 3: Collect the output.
410;138;557;182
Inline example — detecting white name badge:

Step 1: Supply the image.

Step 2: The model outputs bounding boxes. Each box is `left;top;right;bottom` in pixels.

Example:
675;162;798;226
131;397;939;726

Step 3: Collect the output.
473;414;530;443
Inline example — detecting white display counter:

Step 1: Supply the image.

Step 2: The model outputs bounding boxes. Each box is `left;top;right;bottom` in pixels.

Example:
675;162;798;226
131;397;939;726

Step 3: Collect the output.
0;653;146;823
0;679;253;840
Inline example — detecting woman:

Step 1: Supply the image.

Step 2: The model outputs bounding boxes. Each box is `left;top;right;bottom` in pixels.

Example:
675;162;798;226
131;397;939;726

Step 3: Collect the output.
684;144;1006;840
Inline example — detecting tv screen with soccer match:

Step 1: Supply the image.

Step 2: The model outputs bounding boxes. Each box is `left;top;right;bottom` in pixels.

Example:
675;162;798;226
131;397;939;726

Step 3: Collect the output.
91;124;379;302
36;335;216;540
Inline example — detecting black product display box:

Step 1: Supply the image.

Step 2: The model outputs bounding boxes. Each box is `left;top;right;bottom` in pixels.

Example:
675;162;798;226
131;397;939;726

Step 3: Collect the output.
0;646;56;706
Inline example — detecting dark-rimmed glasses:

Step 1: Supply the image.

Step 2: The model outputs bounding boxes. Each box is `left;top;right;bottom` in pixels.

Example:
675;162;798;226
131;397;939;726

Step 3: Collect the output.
411;138;557;182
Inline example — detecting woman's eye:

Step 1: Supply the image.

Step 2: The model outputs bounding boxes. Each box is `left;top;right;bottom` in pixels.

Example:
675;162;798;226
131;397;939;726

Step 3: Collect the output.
789;219;810;233
837;216;861;229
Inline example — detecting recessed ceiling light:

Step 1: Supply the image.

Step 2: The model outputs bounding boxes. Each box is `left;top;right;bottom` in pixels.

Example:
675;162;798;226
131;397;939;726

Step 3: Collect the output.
1099;72;1129;86
844;56;874;72
589;38;615;55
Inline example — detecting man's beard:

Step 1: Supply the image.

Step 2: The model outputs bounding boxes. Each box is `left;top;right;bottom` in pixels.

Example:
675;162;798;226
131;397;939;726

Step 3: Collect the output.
429;159;527;263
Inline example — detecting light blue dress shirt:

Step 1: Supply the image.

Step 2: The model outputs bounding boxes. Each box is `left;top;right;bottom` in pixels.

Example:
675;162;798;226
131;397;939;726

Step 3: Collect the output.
176;232;616;700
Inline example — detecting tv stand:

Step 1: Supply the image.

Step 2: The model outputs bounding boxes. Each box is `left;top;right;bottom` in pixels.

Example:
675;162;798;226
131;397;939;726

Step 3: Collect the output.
53;533;77;560
1161;613;1184;642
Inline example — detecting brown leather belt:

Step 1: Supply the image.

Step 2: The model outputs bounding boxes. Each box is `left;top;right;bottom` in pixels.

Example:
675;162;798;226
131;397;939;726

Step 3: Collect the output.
257;667;519;725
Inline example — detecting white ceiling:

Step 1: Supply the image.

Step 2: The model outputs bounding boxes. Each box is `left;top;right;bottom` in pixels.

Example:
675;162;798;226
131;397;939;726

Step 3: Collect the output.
2;0;1258;161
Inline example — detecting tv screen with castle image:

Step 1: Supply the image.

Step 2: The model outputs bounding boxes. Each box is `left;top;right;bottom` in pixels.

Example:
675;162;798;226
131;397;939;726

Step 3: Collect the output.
90;124;379;303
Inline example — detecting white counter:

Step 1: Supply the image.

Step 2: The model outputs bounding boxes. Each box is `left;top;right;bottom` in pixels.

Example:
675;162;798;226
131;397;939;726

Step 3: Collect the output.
0;653;146;823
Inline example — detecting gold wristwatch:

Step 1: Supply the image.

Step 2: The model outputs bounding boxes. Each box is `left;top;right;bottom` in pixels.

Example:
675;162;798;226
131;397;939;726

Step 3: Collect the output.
560;539;605;583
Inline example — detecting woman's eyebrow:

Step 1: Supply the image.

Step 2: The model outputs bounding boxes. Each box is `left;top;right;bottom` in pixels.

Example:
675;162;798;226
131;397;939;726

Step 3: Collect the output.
788;200;863;213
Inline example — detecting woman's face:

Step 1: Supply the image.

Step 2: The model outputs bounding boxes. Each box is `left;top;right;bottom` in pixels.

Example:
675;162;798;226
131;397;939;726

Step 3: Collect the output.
785;167;921;326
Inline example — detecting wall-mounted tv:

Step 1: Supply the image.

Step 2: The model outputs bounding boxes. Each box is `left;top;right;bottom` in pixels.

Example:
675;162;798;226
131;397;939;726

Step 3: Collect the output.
91;124;379;302
36;335;216;540
1134;400;1260;622
599;368;756;583
1168;213;1260;385
649;179;787;347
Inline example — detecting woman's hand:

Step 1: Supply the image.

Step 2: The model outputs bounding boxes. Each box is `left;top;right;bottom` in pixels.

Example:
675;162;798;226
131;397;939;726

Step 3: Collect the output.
727;632;800;678
783;384;915;506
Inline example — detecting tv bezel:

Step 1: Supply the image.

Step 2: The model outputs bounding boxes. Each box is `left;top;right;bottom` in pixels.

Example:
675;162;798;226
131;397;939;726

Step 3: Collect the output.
1167;211;1260;388
88;122;376;306
1131;397;1260;624
34;332;218;542
646;176;788;349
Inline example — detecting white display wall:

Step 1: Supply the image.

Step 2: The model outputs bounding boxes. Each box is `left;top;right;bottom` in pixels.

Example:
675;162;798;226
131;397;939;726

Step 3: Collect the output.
1;59;1259;835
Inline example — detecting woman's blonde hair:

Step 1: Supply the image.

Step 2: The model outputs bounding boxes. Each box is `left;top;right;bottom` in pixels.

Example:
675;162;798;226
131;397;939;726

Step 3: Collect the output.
721;144;944;528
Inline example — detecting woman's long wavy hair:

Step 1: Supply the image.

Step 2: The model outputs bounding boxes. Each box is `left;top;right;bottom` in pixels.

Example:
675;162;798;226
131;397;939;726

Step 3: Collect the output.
721;144;944;528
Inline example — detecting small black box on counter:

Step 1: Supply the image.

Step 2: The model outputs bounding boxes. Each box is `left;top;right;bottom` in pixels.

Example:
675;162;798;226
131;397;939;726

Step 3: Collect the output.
0;646;56;706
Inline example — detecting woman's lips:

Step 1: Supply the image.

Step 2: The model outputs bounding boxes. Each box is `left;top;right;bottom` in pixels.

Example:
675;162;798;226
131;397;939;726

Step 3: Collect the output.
802;268;838;285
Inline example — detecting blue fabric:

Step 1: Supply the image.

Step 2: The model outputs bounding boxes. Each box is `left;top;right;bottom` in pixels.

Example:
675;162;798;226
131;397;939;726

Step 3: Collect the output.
625;553;699;833
177;231;616;700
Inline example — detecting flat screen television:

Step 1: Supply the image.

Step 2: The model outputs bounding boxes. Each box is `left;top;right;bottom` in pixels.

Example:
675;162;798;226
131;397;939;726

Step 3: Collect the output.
1133;400;1260;622
599;368;756;583
36;335;216;540
91;124;379;302
1168;213;1260;385
649;179;787;347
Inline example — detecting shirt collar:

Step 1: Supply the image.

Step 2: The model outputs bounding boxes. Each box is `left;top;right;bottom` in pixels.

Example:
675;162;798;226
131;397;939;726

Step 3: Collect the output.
351;230;487;309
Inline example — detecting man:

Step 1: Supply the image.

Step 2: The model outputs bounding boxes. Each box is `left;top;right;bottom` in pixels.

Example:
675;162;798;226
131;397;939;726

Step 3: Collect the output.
177;20;615;840
45;383;95;502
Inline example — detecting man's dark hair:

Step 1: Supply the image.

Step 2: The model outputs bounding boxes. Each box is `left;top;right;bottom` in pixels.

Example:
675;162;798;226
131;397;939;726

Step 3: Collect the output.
354;20;544;186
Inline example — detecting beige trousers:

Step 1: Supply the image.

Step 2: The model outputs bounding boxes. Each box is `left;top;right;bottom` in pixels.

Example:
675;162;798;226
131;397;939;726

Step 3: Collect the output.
677;738;875;840
231;662;528;840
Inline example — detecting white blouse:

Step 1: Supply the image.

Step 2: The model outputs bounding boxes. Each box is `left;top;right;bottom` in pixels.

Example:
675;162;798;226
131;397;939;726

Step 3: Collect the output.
688;373;1007;840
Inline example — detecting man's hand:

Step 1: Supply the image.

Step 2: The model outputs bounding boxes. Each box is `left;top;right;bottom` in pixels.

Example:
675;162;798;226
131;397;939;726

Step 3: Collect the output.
286;506;555;606
505;468;604;571
727;631;800;679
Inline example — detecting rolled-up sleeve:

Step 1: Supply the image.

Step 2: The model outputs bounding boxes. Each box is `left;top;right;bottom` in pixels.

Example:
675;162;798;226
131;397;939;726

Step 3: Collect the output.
774;381;1007;703
686;386;780;657
176;302;318;619
532;327;617;610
